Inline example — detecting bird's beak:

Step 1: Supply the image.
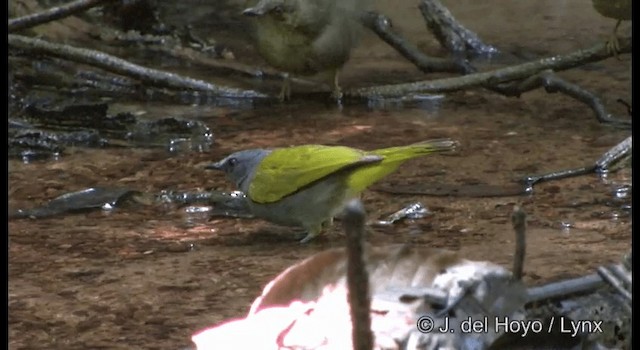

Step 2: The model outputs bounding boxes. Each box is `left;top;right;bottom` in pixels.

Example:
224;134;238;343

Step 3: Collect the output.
242;6;266;17
205;161;224;171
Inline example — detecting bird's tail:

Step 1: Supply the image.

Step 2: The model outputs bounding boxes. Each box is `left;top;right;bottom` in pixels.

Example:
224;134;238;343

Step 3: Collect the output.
374;139;458;159
347;138;458;194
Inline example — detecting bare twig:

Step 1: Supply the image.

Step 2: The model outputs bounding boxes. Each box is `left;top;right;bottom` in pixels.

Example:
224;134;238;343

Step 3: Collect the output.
8;34;267;99
343;200;374;350
491;70;631;127
8;0;116;32
616;98;632;115
595;136;632;170
523;166;596;187
346;37;631;99
597;265;632;302
511;205;526;281
360;11;472;75
524;135;632;186
418;0;498;57
609;264;632;288
526;274;605;304
143;43;319;90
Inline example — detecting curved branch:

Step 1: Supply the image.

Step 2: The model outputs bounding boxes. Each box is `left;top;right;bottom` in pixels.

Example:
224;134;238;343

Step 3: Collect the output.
418;0;498;57
492;70;631;127
346;37;631;98
8;0;116;32
360;11;473;74
8;34;267;99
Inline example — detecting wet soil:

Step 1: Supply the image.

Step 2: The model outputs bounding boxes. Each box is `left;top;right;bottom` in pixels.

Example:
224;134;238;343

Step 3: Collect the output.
8;0;631;349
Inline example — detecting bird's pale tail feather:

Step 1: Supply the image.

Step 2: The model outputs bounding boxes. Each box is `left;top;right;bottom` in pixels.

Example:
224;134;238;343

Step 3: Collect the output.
347;139;458;193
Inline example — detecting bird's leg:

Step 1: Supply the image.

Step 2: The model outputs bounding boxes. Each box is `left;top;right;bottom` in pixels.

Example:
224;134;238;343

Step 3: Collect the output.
298;226;321;244
606;19;623;59
278;73;291;101
298;219;333;244
330;69;343;100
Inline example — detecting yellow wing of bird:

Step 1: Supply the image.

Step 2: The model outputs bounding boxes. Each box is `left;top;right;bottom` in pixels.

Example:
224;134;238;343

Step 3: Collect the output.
249;145;382;203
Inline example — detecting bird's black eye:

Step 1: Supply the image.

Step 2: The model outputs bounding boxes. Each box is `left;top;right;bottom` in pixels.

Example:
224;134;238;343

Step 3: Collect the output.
227;157;238;168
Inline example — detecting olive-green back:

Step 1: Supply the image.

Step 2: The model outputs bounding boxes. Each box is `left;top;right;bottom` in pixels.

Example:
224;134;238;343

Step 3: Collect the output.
249;145;373;203
249;140;453;203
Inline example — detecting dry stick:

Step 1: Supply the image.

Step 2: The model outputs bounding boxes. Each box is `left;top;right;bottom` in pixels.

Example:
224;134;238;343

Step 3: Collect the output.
595;135;632;169
360;11;472;75
8;0;116;32
491;70;631;127
143;44;318;89
343;200;374;350
524;135;632;186
346;37;631;99
8;34;267;99
526;274;605;304
511;205;526;281
609;264;632;289
418;0;498;56
596;265;632;302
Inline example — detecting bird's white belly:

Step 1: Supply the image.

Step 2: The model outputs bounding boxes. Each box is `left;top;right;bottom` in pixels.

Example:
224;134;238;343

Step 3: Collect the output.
247;173;353;230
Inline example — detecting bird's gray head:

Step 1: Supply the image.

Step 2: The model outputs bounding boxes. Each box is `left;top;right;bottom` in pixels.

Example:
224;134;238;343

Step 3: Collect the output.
206;149;271;192
242;0;297;21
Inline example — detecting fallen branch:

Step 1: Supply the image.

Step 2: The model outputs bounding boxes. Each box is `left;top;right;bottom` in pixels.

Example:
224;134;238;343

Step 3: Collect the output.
511;206;526;281
523;135;632;186
346;37;631;98
141;43;319;90
597;265;632;302
360;11;472;75
418;0;498;57
8;34;267;99
8;0;116;32
491;70;631;127
526;274;605;304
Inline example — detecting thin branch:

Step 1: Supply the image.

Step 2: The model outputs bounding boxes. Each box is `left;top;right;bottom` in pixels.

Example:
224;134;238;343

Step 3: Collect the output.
511;206;526;281
142;43;318;89
597;265;632;302
8;0;116;32
343;200;374;350
360;11;472;75
523;135;632;186
418;0;498;57
346;37;631;98
492;70;631;127
595;136;632;170
8;34;267;99
523;166;596;187
526;274;605;304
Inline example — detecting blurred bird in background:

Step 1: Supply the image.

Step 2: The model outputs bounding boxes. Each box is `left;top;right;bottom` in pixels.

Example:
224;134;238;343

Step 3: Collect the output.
242;0;371;100
591;0;632;57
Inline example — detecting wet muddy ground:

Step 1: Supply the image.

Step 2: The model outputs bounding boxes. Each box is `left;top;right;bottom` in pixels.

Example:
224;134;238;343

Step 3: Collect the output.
8;0;631;349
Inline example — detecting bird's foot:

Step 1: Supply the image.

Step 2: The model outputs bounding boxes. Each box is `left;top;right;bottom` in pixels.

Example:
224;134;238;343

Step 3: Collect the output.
330;86;343;101
298;229;325;244
278;73;292;102
298;233;317;244
297;221;332;243
605;20;625;61
329;70;343;103
605;35;622;60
